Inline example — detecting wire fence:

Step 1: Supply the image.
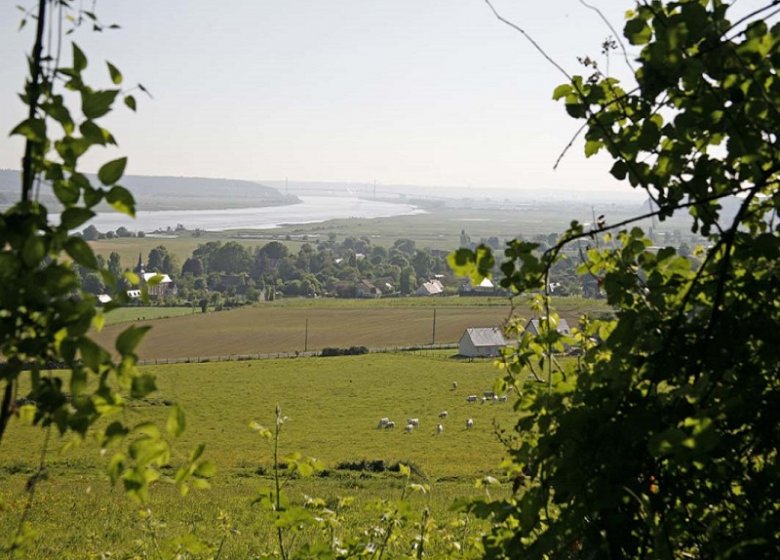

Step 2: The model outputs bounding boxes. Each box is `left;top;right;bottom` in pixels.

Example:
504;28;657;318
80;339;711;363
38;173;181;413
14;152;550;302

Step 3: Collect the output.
136;343;459;366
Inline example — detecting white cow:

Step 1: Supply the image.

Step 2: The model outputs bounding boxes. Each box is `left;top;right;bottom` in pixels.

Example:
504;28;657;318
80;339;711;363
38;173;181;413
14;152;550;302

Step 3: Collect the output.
404;423;415;433
384;420;396;429
452;381;458;390
466;395;478;403
466;418;474;429
407;418;420;427
438;411;448;419
377;417;391;429
436;423;444;434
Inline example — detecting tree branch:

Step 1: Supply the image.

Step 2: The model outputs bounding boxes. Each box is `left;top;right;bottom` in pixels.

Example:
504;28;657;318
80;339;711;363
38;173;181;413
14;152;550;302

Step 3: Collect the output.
21;0;48;204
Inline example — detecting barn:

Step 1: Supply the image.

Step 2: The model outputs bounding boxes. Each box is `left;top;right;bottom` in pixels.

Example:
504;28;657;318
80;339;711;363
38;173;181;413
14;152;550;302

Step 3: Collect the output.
458;327;508;358
525;317;572;336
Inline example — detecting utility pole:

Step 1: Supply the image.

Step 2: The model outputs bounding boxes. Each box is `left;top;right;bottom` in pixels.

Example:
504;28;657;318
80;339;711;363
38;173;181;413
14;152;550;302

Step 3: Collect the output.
304;318;309;353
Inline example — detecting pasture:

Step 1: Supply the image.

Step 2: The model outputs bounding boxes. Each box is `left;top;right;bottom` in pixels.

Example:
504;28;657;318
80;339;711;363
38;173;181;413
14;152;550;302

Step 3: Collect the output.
0;352;531;558
93;296;609;361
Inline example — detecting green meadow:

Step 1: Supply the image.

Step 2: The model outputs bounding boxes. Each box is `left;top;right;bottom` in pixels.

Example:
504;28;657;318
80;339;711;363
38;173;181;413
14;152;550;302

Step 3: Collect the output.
0;352;533;558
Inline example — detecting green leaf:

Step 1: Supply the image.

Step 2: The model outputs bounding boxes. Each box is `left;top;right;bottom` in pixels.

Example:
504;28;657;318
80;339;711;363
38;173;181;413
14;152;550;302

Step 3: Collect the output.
194;460;216;478
21;236;45;267
82;89;119;119
166;404;186;438
552;83;573;100
610;161;628;180
97;157;127;186
106;61;122;85
624;17;652;46
65;237;98;268
131;374;157;399
60;207;95;230
584;140;602;157
80;120;110;146
124;95;136;111
72;42;87;72
105;185;135;216
10;118;46;142
116;324;151;355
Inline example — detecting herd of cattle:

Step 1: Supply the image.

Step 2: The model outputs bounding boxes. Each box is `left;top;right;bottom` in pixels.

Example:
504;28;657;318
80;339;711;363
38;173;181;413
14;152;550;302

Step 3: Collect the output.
375;385;509;435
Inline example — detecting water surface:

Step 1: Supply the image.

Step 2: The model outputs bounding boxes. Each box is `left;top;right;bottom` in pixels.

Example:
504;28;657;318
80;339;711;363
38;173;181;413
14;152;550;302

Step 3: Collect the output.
79;196;425;233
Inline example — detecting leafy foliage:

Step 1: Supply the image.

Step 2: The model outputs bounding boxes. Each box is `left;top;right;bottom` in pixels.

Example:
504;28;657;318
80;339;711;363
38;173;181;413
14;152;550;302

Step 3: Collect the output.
1;2;210;551
454;1;780;557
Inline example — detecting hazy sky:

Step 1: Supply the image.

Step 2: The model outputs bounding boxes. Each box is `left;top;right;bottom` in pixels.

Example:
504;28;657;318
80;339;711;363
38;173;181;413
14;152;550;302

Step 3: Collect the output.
2;1;647;193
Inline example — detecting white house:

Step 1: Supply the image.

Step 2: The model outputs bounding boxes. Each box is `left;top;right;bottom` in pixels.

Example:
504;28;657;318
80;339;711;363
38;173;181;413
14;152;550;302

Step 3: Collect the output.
141;271;177;298
458;327;508;358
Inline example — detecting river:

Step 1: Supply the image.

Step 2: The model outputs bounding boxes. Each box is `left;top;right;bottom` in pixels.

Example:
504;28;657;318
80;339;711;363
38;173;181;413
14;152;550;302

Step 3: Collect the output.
79;196;425;233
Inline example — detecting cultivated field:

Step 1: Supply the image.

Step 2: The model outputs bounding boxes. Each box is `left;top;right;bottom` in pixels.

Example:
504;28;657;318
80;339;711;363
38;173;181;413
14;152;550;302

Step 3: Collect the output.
0;352;538;558
103;305;199;326
93;296;609;361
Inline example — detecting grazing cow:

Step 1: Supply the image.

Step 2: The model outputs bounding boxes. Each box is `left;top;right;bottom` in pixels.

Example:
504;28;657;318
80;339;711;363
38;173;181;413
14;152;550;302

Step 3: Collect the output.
466;418;474;429
436;423;444;434
404;423;415;433
407;418;420;427
499;395;508;402
481;397;487;404
438;411;448;419
384;421;396;429
466;395;478;403
377;417;391;429
452;381;458;390
484;391;495;399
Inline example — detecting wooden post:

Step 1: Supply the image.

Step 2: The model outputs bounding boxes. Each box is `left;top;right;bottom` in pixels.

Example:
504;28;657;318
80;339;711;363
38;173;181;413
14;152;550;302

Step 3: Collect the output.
432;308;437;345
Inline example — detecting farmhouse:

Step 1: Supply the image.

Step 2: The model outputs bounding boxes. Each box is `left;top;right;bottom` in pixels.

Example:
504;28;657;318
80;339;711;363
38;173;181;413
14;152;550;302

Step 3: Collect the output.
525;317;572;336
356;280;381;298
415;279;444;296
458;327;508;357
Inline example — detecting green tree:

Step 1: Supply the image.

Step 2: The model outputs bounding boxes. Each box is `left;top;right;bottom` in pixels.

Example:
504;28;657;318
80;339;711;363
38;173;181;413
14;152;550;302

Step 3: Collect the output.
453;1;780;557
182;256;204;276
81;223;100;240
146;244;173;273
210;241;251;274
399;267;416;294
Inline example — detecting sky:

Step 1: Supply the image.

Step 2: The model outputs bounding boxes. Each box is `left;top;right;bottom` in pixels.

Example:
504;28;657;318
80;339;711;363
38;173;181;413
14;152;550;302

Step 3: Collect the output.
2;1;649;194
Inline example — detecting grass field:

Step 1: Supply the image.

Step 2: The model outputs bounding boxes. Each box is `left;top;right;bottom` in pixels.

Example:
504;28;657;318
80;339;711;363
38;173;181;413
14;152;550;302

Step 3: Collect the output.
103;306;199;326
0;352;535;557
94;296;609;361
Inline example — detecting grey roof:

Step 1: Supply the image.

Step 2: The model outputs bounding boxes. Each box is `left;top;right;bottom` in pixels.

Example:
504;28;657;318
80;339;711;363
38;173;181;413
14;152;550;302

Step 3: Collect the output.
462;327;507;347
528;318;572;334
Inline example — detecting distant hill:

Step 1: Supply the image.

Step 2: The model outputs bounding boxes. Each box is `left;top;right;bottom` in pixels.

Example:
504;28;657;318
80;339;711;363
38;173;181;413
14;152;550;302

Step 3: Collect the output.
0;170;300;211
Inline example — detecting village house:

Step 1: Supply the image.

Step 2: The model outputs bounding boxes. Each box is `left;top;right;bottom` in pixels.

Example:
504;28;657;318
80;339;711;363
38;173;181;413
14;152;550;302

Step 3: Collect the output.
131;255;178;299
458;327;508;358
415;279;444;296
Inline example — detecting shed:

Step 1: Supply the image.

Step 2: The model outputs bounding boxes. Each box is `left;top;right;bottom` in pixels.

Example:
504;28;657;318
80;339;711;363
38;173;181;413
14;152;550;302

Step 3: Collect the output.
458;327;508;358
